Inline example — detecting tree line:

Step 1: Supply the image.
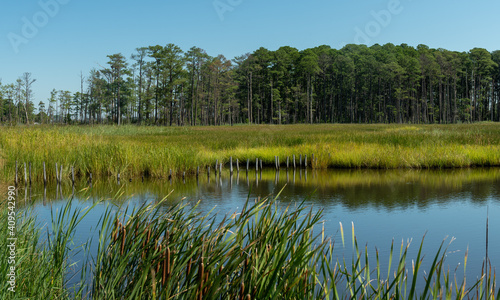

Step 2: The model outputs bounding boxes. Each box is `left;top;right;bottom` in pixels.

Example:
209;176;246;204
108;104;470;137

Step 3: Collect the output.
1;43;499;125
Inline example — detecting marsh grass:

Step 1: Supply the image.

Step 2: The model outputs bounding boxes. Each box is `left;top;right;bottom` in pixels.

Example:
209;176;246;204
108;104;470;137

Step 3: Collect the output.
93;191;332;299
2;189;499;299
93;194;496;299
0;195;98;299
2;124;500;182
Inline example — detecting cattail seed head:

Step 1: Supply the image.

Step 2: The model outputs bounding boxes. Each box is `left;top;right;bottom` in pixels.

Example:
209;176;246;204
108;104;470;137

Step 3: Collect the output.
120;228;126;256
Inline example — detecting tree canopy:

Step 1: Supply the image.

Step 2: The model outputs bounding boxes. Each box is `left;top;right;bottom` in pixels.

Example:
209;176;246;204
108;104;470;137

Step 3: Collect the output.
2;43;499;125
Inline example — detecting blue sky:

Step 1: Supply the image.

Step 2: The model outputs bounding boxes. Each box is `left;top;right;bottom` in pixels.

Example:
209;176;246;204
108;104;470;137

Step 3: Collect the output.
2;0;500;106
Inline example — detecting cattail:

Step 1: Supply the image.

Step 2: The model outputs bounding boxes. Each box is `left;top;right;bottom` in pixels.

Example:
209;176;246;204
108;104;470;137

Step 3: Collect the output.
150;267;157;297
142;228;148;248
303;269;309;296
198;257;205;300
240;282;245;300
186;257;192;278
147;227;152;244
113;219;120;242
120;227;126;256
167;247;171;276
198;257;205;282
162;248;170;286
113;227;119;242
204;271;209;294
157;244;162;274
245;294;251;300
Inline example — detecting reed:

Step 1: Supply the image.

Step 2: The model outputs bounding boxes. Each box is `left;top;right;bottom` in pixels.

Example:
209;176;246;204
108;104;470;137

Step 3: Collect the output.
0;195;97;299
1;188;499;299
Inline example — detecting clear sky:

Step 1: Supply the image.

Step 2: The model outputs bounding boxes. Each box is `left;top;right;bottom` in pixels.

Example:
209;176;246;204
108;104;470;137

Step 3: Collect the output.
2;0;500;106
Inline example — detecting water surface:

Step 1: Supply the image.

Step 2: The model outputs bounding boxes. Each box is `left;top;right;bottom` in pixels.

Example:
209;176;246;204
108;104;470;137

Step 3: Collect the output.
20;167;500;291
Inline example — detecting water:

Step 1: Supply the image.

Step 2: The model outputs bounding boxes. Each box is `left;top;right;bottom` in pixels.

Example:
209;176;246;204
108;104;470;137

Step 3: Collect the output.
18;167;500;292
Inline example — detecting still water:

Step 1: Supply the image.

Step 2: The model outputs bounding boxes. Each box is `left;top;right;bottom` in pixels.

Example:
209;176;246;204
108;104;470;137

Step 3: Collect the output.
22;167;500;291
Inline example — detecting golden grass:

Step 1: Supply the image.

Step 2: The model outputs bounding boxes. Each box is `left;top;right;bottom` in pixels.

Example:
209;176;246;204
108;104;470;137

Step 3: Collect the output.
1;123;500;182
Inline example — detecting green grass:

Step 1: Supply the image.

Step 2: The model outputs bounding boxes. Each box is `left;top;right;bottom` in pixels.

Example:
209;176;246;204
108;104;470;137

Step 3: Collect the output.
2;123;500;182
1;191;498;299
0;191;97;299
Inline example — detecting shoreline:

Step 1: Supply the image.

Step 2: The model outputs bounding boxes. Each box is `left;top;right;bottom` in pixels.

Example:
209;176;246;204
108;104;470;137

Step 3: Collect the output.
2;123;500;182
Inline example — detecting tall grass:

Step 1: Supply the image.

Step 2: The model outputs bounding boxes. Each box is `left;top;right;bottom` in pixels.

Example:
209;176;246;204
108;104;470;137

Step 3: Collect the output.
2;190;498;299
0;195;97;299
2;123;500;182
92;192;330;299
